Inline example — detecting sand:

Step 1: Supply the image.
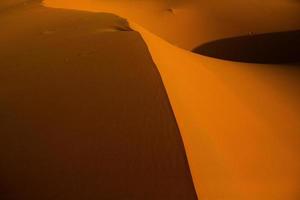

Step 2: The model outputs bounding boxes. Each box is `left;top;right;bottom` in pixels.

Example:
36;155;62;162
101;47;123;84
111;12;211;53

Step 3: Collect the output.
1;0;300;199
0;1;197;199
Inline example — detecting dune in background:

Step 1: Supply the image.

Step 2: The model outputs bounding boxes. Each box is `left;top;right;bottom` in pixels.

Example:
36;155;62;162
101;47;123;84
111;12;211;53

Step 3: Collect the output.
44;0;300;50
44;0;300;199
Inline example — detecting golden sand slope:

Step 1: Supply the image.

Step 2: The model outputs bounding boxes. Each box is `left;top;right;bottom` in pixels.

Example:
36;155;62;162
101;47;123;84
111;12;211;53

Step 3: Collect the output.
44;0;300;50
43;0;300;199
135;25;300;199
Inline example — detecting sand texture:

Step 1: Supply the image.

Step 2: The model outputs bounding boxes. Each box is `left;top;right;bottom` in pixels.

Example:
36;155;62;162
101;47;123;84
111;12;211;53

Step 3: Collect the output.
0;1;197;199
1;0;300;199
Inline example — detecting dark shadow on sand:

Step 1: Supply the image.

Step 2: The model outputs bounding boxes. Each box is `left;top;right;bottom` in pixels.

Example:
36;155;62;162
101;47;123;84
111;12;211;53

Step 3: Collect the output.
192;30;300;64
0;0;42;13
0;4;197;199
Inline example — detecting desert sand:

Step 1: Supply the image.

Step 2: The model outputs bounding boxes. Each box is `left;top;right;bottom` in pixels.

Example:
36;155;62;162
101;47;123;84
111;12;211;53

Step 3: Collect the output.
0;1;197;199
1;0;300;199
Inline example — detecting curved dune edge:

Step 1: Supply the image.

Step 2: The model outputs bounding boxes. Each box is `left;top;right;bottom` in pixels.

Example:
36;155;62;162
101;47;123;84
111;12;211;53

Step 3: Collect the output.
130;23;300;200
42;2;300;200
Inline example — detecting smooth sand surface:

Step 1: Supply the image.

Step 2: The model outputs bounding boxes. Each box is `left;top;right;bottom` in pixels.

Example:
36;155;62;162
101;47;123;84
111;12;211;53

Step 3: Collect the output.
0;1;197;199
43;0;300;199
135;26;300;199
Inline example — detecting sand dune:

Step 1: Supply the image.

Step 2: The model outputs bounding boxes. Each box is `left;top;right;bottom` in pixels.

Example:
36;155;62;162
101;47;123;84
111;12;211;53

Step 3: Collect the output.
1;0;300;199
135;25;300;199
0;1;197;199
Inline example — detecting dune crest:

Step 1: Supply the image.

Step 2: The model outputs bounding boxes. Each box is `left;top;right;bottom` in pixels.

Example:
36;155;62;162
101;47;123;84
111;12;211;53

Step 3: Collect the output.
132;23;300;199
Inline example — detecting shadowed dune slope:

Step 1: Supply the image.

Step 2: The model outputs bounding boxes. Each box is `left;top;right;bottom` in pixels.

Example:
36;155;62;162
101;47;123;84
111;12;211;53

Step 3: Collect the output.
0;2;197;199
193;30;300;64
0;0;30;8
0;0;41;11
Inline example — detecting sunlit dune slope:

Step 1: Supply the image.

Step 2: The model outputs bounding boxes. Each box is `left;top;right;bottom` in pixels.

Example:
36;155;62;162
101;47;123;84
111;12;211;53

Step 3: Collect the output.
0;1;197;199
43;0;300;199
44;0;300;49
134;24;300;199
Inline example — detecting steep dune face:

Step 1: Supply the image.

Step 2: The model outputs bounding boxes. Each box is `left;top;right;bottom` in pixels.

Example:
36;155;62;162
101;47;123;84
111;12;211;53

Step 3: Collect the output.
135;25;300;200
44;0;300;49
